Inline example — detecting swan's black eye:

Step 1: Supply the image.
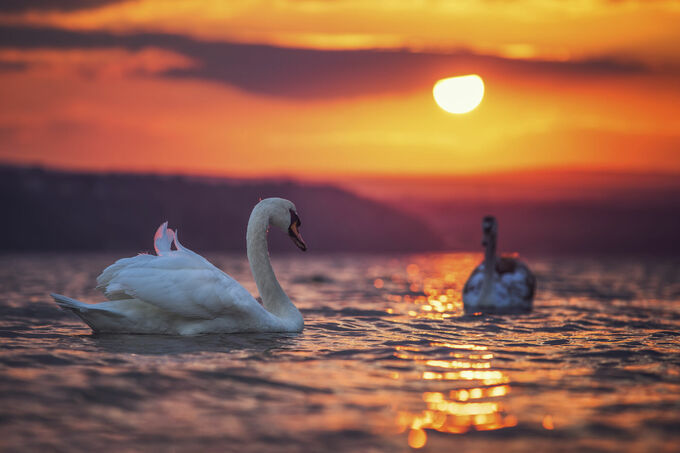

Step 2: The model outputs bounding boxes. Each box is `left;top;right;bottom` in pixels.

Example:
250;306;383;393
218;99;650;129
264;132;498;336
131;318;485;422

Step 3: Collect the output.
289;209;301;227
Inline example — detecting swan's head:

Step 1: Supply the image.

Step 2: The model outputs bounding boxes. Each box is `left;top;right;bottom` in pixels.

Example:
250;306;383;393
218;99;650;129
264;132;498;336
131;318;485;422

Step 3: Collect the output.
261;198;307;252
481;215;497;247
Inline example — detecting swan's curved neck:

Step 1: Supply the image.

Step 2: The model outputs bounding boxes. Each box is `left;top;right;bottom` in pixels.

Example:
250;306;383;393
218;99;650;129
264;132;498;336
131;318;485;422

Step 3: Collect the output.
480;233;497;303
246;203;301;323
484;233;497;272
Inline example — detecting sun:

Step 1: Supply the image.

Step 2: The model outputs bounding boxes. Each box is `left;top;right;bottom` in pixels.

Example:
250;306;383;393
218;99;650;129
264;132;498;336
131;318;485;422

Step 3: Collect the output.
432;75;485;114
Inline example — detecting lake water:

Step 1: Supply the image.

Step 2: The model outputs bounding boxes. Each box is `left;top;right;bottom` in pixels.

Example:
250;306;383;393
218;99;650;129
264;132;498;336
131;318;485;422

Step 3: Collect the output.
1;252;679;452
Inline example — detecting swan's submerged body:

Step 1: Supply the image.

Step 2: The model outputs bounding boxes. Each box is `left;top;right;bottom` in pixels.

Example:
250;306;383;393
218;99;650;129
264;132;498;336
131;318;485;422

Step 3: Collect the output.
463;216;536;313
51;198;306;335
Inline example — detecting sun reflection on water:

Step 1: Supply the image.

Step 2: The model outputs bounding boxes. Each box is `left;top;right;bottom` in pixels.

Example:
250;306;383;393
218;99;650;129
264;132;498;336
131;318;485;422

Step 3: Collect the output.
395;342;516;448
377;254;482;320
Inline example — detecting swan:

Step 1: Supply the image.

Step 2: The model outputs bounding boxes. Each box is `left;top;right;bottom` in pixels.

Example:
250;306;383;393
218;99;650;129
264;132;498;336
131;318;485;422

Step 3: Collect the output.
50;198;307;335
462;216;536;314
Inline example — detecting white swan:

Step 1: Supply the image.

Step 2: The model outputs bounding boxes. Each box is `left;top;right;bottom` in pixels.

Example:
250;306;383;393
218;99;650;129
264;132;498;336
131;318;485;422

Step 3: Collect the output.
51;198;307;335
463;216;536;313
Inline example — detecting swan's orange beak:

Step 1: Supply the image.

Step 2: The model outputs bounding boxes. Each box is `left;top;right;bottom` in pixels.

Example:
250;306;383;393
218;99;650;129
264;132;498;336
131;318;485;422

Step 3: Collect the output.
288;210;307;251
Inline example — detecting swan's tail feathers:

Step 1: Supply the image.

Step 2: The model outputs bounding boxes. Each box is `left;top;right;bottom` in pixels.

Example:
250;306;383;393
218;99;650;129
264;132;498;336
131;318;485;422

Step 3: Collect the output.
51;293;91;312
51;293;102;331
51;293;127;333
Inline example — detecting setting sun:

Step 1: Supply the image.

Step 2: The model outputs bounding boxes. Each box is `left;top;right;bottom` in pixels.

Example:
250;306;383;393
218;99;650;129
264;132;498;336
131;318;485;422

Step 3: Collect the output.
433;75;485;114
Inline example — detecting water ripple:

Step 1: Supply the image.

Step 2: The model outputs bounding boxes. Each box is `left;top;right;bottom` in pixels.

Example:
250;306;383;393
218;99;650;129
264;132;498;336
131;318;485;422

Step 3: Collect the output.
0;252;679;452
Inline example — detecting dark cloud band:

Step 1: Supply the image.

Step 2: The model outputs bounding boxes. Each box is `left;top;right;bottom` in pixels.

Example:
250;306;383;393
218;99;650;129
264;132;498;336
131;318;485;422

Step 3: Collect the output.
0;25;648;99
0;0;127;13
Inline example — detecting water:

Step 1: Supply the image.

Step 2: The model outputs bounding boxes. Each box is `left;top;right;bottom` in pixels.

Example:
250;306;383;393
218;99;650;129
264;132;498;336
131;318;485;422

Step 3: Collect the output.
1;252;679;452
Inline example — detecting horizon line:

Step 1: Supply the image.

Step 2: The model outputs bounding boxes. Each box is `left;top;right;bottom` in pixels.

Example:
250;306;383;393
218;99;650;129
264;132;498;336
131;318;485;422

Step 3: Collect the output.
3;160;680;183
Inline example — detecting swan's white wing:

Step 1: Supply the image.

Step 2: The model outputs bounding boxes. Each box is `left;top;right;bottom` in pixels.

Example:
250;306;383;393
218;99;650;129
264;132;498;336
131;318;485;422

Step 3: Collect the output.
462;263;485;300
97;222;270;322
500;261;536;303
96;254;156;300
96;251;265;320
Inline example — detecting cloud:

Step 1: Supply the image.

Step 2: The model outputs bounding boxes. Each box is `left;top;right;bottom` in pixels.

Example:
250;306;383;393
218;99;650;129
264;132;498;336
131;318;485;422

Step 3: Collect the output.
0;0;128;13
0;25;651;99
0;60;27;72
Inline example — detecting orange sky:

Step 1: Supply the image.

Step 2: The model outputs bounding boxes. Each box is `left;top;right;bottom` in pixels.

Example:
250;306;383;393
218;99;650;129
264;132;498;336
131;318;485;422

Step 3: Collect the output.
1;0;679;181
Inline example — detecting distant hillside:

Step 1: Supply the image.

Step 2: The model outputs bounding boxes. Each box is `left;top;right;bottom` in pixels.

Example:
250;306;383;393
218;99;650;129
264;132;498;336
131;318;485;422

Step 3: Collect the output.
0;166;444;252
405;198;680;256
330;169;680;256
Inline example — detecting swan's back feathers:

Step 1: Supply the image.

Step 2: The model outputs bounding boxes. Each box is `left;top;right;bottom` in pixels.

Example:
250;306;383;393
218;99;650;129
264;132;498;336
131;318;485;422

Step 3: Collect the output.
96;254;154;300
98;223;256;318
97;222;271;322
463;257;535;313
506;259;536;302
96;250;264;320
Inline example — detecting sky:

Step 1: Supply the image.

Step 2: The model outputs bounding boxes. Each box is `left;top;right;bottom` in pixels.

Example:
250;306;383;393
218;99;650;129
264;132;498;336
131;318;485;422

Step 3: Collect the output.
1;0;679;189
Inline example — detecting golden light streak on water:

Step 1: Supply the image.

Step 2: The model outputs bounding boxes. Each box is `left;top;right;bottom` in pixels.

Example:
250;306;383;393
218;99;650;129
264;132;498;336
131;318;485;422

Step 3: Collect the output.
430;343;489;351
376;255;520;447
394;339;516;448
378;255;477;319
425;360;492;369
407;428;427;449
542;415;555;430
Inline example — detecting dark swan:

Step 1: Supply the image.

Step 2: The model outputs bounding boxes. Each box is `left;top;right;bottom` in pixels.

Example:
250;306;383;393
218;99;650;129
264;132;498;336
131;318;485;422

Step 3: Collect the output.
463;216;536;313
